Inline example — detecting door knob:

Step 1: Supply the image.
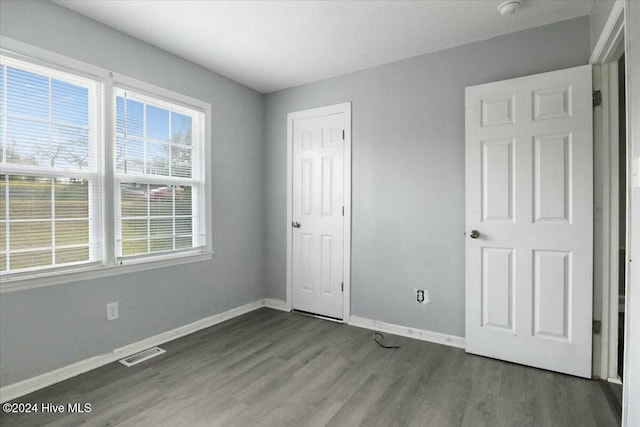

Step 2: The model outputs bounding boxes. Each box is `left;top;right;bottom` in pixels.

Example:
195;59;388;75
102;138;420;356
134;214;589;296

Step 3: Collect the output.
469;230;480;239
292;222;301;228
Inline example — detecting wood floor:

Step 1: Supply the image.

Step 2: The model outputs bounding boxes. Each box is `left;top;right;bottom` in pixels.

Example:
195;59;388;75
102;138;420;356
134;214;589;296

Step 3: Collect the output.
0;308;618;427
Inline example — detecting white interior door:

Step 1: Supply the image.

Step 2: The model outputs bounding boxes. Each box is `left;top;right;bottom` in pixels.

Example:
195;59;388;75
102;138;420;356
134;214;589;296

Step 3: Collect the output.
291;111;345;319
465;65;593;378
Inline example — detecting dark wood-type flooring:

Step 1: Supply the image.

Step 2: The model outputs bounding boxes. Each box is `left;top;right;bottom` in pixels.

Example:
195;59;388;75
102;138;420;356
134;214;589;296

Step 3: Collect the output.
0;308;618;427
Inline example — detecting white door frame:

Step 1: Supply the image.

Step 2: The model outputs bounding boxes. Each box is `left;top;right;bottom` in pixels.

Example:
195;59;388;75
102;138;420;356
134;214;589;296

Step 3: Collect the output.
590;0;627;382
285;102;352;321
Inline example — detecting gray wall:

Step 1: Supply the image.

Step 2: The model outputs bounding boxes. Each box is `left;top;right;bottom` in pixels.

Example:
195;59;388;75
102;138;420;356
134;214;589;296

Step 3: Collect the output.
590;0;616;52
263;17;591;337
0;1;265;387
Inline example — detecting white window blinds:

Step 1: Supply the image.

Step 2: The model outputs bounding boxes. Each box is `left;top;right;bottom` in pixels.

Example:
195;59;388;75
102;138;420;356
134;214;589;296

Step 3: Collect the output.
0;55;101;274
114;88;205;259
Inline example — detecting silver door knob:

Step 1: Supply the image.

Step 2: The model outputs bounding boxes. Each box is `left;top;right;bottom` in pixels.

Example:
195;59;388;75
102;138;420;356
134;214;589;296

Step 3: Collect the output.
292;222;301;228
469;230;480;239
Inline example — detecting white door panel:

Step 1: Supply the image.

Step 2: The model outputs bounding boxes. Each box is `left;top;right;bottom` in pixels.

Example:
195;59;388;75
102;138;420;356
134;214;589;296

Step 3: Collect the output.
466;65;593;378
292;113;344;319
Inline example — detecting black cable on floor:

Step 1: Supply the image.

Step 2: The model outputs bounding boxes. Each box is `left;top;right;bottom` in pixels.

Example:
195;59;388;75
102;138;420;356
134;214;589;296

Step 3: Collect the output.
373;332;400;349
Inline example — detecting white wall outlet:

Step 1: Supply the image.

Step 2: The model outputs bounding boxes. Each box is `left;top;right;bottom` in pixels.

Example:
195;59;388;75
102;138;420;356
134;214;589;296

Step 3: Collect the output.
416;289;430;304
106;302;119;320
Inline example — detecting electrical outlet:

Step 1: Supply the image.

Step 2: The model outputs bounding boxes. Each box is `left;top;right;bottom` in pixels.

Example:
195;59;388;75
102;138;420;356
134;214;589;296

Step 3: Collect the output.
106;302;119;320
416;289;430;304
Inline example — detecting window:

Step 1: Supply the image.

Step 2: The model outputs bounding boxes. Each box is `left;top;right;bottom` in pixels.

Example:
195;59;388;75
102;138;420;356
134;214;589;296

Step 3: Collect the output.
0;56;101;275
114;88;205;259
0;46;210;285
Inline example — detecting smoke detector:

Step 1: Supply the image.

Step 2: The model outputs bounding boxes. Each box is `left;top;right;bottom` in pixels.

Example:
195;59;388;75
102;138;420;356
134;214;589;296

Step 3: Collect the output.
498;0;522;16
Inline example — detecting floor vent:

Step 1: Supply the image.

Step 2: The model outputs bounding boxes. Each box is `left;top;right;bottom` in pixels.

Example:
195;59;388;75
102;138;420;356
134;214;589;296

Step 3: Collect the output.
119;347;166;367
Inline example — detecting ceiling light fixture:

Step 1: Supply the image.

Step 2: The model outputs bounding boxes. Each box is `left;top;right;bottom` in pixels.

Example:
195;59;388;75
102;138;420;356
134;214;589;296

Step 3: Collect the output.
498;0;522;16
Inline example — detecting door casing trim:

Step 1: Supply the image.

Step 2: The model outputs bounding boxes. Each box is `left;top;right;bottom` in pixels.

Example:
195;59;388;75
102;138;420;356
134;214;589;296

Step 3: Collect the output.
286;102;352;321
590;0;627;383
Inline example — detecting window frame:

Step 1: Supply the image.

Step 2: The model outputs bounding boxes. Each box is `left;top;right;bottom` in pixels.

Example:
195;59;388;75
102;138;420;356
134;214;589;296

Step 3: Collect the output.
112;83;208;262
0;53;104;280
0;36;213;293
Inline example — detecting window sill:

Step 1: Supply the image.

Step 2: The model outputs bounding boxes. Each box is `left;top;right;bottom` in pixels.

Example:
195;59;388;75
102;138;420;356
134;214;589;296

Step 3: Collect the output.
0;251;214;294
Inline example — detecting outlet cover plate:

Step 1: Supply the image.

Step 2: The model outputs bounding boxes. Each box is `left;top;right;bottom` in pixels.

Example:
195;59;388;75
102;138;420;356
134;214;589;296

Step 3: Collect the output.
416;289;430;304
106;302;119;320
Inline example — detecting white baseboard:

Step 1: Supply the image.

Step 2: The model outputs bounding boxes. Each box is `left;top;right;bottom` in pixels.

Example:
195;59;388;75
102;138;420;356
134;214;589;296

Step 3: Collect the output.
348;315;466;349
0;353;114;404
0;301;464;403
608;376;623;385
0;299;267;403
263;298;289;312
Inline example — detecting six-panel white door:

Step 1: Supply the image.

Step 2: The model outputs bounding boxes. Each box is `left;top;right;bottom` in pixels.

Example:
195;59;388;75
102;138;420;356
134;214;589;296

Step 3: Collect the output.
292;112;345;319
465;65;593;378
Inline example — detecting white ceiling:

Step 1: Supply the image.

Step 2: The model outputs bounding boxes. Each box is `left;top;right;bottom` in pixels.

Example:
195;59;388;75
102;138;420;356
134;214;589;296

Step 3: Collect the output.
54;0;594;94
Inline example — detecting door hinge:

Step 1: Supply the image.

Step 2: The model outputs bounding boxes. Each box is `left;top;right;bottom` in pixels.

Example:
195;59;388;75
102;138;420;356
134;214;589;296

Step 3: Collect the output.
341;282;344;292
592;320;602;334
342;206;344;216
342;130;345;140
593;90;602;107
